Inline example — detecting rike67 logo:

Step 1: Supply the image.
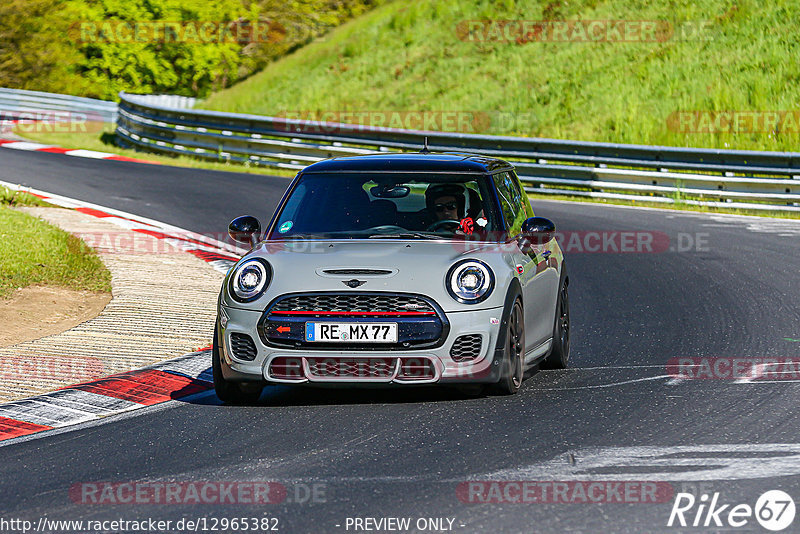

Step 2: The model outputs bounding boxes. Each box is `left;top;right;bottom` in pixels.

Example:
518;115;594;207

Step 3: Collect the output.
668;490;795;531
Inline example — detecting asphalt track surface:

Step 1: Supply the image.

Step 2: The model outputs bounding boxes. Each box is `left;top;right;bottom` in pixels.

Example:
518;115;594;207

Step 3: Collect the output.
2;148;800;533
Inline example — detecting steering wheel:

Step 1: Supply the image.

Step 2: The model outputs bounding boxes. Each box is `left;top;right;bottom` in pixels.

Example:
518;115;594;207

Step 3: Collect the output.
426;219;461;232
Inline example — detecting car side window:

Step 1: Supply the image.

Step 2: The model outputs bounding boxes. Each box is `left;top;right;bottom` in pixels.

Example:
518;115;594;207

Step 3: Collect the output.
510;170;534;218
493;171;528;235
274;181;307;232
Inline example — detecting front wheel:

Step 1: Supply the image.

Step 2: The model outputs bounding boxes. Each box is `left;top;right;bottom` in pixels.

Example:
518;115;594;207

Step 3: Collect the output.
212;326;263;405
490;299;525;395
542;267;570;369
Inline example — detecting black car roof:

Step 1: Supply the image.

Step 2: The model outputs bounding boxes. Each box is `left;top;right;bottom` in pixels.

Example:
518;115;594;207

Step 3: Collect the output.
301;152;514;174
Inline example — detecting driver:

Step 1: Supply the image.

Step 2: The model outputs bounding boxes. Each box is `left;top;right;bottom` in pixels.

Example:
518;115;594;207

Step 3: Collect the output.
425;184;466;222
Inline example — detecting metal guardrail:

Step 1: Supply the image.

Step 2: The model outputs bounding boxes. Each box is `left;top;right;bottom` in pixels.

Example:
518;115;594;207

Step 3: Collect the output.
0;89;198;125
115;91;800;212
0;88;119;123
122;93;197;110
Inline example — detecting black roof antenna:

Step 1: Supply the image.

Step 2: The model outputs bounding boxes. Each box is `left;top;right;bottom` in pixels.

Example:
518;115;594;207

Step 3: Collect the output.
420;136;430;154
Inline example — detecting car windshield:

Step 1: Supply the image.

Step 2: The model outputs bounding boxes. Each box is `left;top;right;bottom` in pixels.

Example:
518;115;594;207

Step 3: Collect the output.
269;173;505;240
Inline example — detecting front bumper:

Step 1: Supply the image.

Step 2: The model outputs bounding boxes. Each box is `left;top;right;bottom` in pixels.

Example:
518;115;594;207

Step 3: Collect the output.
218;303;505;385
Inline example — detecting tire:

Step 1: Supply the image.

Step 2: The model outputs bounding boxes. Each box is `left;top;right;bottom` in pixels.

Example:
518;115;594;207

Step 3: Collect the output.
542;266;570;369
490;298;525;395
212;326;263;405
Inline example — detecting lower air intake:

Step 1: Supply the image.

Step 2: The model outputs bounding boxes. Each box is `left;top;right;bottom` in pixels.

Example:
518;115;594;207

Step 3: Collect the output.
306;357;395;379
450;334;483;362
230;333;258;361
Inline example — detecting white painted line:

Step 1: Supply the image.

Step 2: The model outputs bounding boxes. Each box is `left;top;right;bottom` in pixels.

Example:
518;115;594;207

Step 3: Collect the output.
736;380;800;384
2;141;54;151
0;388;219;448
484;444;800;482
0;353;212;439
151;350;212;381
530;375;670;390
42;389;141;415
0;399;97;427
539;365;667;371
733;362;800;383
64;149;117;159
93;217;147;230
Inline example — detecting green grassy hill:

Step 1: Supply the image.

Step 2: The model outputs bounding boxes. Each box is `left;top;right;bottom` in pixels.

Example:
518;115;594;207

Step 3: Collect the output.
200;0;800;152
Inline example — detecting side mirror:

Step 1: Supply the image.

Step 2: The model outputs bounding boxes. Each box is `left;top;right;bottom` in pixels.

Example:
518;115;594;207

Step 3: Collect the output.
228;215;261;245
520;216;556;245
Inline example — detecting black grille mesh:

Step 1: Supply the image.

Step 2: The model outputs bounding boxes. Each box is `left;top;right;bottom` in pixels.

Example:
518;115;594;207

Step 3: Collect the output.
450;334;483;362
306;358;395;378
230;333;258;361
270;294;434;314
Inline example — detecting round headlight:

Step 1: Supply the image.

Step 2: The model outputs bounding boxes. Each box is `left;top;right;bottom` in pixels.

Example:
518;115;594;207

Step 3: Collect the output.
447;260;494;303
229;258;271;302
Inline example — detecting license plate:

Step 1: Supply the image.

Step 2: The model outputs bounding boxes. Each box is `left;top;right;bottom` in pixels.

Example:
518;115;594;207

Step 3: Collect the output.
305;322;398;343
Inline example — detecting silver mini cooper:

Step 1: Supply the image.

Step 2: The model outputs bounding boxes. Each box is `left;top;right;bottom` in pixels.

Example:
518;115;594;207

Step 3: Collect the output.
213;152;569;403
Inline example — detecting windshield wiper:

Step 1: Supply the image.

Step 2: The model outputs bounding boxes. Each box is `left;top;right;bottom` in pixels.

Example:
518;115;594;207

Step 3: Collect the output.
367;232;447;240
275;233;326;240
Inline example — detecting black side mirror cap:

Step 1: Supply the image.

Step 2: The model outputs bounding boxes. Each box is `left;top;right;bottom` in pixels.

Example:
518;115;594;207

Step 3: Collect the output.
228;215;262;245
520;216;556;245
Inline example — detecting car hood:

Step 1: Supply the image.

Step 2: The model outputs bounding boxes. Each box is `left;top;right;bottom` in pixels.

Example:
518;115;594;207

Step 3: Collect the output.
221;239;516;312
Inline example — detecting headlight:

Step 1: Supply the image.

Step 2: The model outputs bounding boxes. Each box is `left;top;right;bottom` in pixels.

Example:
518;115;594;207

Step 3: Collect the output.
229;258;271;302
446;259;494;303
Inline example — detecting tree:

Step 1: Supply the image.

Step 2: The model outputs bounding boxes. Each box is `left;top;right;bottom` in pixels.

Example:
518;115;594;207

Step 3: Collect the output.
0;0;88;95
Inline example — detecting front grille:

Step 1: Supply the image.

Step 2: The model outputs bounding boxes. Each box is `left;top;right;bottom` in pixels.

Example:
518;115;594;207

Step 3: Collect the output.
230;333;258;361
450;334;483;362
261;292;449;351
269;294;435;316
322;269;393;276
306;357;395;379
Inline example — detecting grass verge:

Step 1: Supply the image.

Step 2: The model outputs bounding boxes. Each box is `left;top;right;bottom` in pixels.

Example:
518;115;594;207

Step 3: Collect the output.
0;190;112;299
200;0;800;153
0;187;55;208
